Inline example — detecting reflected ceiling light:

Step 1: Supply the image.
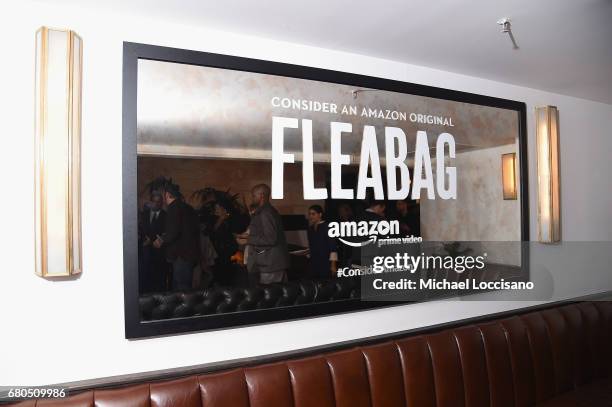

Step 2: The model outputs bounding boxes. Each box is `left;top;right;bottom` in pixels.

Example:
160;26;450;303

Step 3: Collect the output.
34;27;83;277
535;106;560;244
501;152;517;200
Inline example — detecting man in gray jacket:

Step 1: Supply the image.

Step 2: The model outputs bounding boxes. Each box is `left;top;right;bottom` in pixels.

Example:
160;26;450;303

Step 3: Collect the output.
246;184;289;285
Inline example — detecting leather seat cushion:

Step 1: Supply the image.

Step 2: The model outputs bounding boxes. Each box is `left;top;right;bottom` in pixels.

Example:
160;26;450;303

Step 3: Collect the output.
536;377;612;406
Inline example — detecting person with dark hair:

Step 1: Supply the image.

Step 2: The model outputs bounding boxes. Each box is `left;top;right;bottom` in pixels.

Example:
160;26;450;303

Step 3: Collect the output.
140;191;168;292
153;182;200;290
241;184;289;285
334;202;354;268
337;202;354;222
395;199;420;237
357;190;386;221
210;198;239;285
350;193;386;265
363;198;386;221
306;205;338;278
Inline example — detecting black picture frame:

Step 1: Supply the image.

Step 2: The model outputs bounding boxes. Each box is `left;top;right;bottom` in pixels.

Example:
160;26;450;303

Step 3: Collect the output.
123;41;529;339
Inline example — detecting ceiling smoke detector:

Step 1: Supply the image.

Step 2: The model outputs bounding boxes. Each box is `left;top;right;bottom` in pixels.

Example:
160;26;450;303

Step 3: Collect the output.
497;17;519;50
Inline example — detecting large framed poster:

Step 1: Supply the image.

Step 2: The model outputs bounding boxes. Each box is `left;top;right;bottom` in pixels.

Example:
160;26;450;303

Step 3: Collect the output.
123;42;529;338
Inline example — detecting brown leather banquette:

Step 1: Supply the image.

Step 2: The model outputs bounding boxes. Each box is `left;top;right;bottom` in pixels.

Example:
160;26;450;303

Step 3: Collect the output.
10;301;612;407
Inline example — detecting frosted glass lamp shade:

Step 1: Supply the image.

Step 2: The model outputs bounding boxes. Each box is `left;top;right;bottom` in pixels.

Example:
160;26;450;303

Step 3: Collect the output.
34;27;83;277
535;105;560;244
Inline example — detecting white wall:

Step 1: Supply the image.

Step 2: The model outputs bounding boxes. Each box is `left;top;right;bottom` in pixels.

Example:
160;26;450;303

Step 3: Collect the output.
1;1;610;386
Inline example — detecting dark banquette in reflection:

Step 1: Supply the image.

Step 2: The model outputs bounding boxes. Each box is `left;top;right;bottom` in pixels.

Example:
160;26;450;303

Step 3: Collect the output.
139;278;361;321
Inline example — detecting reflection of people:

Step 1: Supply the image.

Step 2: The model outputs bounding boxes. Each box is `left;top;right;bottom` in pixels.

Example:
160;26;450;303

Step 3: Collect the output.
140;192;168;292
351;197;386;265
362;199;386;221
153;183;200;290
210;200;239;285
337;203;354;222
335;202;354;268
306;205;338;278
395;199;420;237
244;184;289;285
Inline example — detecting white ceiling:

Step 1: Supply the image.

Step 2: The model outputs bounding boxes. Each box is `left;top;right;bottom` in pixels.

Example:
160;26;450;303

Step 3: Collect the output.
44;0;612;104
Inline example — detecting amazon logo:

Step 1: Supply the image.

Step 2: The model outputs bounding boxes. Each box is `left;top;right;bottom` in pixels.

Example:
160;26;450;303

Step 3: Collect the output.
328;220;399;247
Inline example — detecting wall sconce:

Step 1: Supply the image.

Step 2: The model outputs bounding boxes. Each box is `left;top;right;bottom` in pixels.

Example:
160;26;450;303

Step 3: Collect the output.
34;27;83;277
535;106;560;243
501;152;517;200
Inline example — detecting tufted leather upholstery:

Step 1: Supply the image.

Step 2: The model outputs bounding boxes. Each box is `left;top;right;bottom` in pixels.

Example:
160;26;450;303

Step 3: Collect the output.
139;278;361;321
9;301;612;406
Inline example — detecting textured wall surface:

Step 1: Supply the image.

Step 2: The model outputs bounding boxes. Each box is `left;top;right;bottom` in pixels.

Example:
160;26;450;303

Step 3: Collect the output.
420;143;521;265
137;59;518;159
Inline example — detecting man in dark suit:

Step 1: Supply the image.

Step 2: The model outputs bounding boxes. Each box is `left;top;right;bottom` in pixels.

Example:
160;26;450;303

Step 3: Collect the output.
351;198;386;265
153;183;200;290
140;192;167;292
306;205;338;279
395;199;420;237
244;184;289;285
361;199;386;222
